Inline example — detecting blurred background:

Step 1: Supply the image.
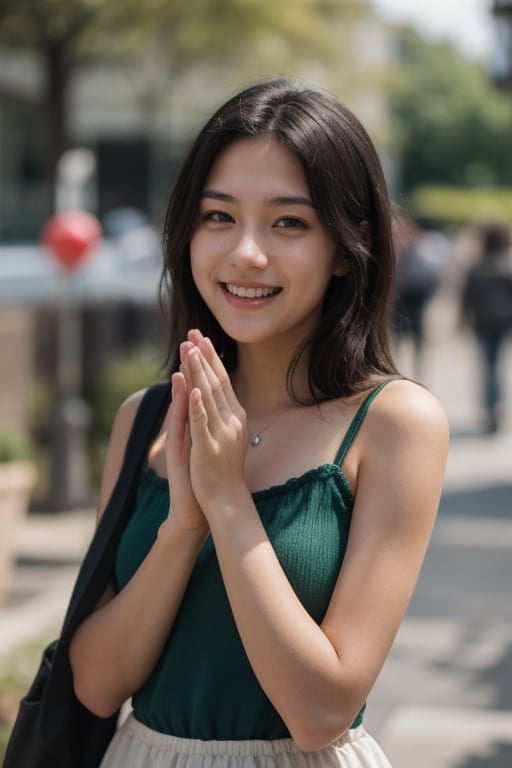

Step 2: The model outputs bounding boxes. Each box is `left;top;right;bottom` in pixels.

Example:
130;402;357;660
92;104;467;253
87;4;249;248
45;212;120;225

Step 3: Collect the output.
0;1;511;766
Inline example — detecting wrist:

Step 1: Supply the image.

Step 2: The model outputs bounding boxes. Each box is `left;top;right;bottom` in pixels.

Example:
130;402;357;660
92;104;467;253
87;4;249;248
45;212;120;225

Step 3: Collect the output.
201;483;253;525
158;514;209;548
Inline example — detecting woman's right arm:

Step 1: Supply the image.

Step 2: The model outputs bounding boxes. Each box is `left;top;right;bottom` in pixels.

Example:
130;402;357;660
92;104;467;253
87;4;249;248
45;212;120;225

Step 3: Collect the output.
69;385;208;718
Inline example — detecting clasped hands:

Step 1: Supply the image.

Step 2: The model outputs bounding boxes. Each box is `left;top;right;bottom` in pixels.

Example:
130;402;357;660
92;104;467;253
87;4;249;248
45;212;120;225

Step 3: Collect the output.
164;329;248;531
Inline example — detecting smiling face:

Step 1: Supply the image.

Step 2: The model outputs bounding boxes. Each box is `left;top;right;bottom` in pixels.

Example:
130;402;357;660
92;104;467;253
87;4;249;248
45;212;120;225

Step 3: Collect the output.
190;137;346;354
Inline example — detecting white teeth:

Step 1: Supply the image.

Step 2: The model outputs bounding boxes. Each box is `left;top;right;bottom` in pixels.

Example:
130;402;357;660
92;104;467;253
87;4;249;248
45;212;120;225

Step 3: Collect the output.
225;284;279;298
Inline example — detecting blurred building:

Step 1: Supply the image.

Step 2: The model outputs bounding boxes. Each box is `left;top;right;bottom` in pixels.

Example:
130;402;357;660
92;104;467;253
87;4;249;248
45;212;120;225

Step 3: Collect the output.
0;0;396;446
0;3;396;242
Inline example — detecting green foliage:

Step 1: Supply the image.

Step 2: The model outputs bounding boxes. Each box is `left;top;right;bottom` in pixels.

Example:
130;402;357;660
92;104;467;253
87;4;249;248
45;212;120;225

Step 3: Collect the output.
408;185;512;225
0;0;341;195
0;429;33;463
89;347;164;488
391;27;512;193
0;0;332;64
92;346;164;438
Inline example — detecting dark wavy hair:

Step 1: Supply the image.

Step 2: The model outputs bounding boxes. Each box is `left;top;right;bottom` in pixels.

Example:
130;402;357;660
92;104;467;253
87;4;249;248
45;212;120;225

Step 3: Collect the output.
160;78;398;403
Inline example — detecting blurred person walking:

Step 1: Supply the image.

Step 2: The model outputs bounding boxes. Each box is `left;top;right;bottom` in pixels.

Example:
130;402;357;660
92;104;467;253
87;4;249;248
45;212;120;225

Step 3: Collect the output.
392;210;448;375
462;221;512;433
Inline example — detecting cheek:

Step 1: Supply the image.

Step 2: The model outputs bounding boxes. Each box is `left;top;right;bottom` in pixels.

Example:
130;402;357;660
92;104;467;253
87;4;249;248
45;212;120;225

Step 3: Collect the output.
190;235;207;282
189;241;221;316
190;229;219;269
189;247;206;301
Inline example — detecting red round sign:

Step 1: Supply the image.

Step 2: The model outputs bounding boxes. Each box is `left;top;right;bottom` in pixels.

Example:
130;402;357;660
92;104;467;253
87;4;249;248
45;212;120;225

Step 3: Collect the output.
42;210;102;271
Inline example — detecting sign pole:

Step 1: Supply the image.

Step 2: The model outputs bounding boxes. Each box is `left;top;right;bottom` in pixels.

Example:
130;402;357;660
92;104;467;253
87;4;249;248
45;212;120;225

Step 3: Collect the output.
41;210;101;510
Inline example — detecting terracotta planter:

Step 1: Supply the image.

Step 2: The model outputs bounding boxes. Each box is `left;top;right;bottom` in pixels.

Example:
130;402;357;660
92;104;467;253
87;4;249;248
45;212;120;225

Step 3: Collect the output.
0;460;36;606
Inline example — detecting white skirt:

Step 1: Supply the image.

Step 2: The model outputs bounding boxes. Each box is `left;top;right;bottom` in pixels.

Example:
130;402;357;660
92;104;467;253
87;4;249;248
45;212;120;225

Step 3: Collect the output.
99;713;392;768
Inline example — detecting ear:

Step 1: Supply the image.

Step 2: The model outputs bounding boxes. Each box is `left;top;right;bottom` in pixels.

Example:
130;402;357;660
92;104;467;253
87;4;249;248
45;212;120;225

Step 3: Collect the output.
332;257;350;277
359;219;372;248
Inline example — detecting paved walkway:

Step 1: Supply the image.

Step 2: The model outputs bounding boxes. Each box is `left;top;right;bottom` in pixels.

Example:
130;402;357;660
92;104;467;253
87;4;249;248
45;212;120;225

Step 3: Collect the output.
0;509;95;660
367;295;512;767
1;293;511;767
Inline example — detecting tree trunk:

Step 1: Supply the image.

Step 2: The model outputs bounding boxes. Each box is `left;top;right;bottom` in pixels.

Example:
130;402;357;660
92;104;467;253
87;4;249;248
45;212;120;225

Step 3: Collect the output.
43;38;71;213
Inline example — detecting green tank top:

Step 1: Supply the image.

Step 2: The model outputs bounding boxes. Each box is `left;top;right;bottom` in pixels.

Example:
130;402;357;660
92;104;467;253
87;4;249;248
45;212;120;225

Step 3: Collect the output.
114;379;392;740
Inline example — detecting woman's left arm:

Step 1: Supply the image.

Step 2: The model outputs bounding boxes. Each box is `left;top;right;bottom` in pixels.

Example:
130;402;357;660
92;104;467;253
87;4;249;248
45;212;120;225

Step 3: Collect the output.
183;342;449;752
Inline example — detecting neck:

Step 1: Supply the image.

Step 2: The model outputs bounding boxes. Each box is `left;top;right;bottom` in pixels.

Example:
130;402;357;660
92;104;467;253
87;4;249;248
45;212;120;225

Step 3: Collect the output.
232;342;310;413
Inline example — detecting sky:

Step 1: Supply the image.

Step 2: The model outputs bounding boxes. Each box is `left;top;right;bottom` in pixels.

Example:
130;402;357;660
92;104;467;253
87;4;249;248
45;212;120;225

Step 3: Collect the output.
371;0;496;60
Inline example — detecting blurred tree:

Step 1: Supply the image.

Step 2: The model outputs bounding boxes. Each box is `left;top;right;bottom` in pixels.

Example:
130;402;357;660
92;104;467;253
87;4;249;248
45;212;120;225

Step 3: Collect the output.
391;27;512;194
0;0;357;205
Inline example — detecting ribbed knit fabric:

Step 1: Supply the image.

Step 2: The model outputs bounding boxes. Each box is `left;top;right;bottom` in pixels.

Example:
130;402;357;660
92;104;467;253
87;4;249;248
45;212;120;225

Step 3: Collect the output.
114;380;393;741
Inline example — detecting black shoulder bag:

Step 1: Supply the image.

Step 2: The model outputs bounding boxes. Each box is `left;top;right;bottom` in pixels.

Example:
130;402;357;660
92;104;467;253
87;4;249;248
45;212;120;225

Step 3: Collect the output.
2;383;170;768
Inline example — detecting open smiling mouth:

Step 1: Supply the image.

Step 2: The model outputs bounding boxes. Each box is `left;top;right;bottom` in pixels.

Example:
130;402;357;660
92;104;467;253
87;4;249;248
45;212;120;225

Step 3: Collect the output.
223;283;282;298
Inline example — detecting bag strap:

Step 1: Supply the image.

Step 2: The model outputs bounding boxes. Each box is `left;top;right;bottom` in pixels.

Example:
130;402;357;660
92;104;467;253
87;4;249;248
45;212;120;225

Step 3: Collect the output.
41;382;170;734
62;382;170;633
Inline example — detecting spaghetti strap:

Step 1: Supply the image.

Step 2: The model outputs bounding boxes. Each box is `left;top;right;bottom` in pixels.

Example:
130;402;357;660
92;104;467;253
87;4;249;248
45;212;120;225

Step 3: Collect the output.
334;377;400;466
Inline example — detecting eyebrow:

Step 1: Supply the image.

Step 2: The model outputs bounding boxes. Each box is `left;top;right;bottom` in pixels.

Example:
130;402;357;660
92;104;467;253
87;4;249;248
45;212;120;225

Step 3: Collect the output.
201;189;314;208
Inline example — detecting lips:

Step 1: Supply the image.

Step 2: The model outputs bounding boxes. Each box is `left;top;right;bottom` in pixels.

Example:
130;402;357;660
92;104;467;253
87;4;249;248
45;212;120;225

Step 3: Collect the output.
224;283;281;298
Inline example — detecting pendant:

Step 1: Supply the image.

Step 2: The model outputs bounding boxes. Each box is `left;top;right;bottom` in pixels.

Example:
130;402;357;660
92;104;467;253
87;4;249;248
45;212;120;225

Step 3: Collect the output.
249;433;261;447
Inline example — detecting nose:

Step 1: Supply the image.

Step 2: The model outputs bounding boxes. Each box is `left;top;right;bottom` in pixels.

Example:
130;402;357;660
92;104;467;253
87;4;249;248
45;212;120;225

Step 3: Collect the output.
229;229;268;269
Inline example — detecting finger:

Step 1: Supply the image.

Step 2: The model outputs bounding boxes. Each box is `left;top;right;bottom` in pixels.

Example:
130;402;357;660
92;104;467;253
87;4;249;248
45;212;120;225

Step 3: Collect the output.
196;336;240;412
188;386;209;444
190;347;233;423
184;348;227;433
179;342;198;395
184;333;222;384
180;340;195;366
180;338;217;389
170;372;187;418
167;373;190;458
187;328;204;346
184;332;241;422
186;331;220;374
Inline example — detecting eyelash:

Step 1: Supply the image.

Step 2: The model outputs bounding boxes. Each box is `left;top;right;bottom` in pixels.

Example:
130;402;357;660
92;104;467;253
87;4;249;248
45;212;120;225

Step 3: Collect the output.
201;211;307;229
275;216;307;229
203;210;233;223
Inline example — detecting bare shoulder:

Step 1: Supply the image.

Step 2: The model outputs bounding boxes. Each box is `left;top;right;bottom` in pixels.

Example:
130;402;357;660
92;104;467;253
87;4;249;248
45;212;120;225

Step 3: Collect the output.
96;388;148;520
111;389;147;437
350;377;449;544
366;378;449;447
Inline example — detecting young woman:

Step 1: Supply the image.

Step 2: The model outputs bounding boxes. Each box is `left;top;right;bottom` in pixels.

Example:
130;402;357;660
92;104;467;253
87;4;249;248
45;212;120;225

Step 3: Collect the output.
69;79;449;768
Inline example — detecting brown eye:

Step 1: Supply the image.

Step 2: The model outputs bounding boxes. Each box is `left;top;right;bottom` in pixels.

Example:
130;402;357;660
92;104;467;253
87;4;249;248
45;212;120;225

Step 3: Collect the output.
203;210;234;223
275;217;306;228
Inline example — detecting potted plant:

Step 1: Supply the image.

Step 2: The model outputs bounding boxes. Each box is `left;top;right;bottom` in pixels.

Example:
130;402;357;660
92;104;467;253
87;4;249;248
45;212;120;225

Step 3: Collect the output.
0;429;36;607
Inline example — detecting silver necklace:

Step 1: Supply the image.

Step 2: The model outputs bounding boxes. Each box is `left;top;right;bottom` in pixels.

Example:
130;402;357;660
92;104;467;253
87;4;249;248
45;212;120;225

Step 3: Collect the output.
248;406;293;447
